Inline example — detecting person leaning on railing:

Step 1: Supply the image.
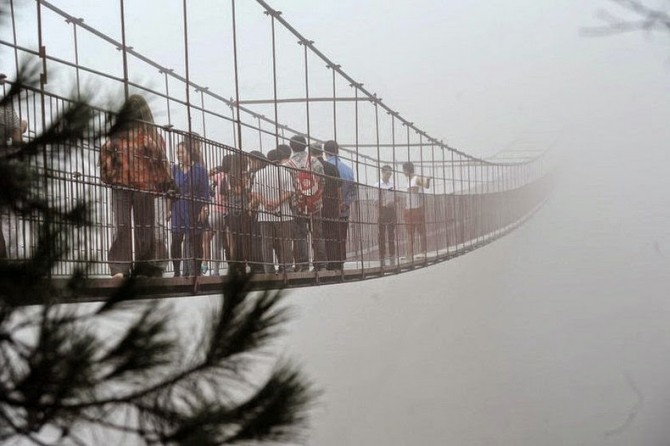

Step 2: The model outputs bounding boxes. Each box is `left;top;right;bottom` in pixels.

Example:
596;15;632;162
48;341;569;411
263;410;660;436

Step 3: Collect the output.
0;97;24;260
100;94;175;278
249;149;294;274
168;138;209;278
247;150;268;274
223;153;251;274
207;155;232;277
402;161;430;260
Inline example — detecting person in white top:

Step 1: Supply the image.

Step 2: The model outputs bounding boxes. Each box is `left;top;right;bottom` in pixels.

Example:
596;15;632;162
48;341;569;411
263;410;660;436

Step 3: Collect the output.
374;165;398;266
249;149;294;274
402;161;430;259
207;155;233;276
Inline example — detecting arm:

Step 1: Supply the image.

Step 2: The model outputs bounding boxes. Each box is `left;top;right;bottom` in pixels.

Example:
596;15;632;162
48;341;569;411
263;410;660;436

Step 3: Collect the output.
10;127;22;145
7;107;22;145
194;165;212;222
265;169;294;210
341;172;357;212
100;139;116;184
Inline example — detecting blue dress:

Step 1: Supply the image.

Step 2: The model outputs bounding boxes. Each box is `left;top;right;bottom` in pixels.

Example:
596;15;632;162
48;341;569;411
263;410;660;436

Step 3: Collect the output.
171;162;210;234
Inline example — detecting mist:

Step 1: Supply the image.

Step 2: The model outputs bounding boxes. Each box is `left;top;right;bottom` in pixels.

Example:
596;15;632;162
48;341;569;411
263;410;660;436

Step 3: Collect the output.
5;0;670;444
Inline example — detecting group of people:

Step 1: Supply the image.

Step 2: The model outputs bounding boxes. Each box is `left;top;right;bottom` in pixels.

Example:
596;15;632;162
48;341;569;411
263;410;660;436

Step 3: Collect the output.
99;95;361;277
2;93;432;276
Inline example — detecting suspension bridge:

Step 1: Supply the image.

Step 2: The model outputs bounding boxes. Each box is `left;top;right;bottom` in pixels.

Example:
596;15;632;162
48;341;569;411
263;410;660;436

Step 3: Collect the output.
0;0;551;304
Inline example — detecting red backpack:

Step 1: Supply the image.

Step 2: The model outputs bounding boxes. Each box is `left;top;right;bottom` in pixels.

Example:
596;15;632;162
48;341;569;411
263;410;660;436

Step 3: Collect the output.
292;156;323;214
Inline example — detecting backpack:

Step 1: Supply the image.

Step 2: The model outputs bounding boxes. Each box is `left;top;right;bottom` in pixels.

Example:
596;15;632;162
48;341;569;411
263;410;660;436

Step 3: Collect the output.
292;156;323;214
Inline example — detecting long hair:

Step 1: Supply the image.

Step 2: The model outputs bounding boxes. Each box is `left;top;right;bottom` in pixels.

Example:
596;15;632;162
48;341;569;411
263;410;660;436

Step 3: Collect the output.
115;94;158;139
181;132;203;166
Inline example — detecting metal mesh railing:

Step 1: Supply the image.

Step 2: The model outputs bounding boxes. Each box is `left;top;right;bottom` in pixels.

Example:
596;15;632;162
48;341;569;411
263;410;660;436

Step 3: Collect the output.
2;83;549;283
0;1;552;297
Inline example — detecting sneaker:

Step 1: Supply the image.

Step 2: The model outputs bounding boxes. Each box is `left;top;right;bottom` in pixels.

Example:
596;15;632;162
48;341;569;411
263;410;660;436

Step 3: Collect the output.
111;273;124;279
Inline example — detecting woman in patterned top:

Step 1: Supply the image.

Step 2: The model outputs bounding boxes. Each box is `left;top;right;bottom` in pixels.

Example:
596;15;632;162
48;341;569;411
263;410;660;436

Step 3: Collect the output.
168;138;209;277
100;95;173;278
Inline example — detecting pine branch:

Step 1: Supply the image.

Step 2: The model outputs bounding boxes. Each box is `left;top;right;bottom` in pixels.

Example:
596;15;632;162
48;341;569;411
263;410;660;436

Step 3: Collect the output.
0;9;316;443
583;0;670;36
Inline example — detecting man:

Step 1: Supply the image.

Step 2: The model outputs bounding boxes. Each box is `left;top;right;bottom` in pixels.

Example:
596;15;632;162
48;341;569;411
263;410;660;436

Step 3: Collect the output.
309;143;341;270
277;144;291;164
249;149;293;273
402;161;430;260
221;153;250;274
374;165;397;267
247;150;266;273
323;140;356;271
286;135;327;272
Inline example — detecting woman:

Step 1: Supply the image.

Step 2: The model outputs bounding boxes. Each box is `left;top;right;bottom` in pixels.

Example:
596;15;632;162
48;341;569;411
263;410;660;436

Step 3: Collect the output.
224;153;250;274
402;161;430;260
208;155;233;276
169;138;210;277
100;95;173;278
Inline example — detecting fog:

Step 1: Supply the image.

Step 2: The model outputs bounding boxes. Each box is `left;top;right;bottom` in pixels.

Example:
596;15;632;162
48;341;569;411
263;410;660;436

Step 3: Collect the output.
272;139;670;444
6;0;670;444
264;3;670;443
173;116;670;445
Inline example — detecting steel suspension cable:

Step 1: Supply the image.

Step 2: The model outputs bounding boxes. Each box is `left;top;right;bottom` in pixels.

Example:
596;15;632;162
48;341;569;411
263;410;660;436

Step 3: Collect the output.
267;11;279;149
119;0;129;100
231;0;243;150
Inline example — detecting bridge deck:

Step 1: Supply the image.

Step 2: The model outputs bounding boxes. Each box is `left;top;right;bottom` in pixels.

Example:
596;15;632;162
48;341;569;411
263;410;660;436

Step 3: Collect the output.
35;201;545;306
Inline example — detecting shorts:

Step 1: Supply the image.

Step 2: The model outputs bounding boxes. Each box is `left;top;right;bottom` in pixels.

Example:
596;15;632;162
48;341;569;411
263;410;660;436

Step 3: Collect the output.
403;207;425;225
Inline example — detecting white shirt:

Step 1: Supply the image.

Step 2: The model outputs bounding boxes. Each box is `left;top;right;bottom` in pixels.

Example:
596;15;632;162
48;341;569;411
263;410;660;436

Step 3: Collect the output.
251;164;294;222
374;179;396;207
406;175;424;209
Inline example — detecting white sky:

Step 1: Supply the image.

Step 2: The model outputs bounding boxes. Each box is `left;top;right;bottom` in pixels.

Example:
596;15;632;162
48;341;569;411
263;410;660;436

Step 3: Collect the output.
5;1;670;445
7;0;668;163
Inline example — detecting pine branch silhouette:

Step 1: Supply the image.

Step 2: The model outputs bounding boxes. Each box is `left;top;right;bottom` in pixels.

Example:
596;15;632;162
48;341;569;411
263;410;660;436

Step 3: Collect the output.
0;8;316;444
583;0;670;37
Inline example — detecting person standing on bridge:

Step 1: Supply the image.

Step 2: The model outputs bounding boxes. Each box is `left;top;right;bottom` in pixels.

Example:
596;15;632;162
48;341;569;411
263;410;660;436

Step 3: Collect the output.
249;149;293;274
375;164;398;267
168;138;209;277
100;95;174;278
402;161;430;261
324;140;356;272
225;153;251;274
286;135;327;272
208;155;232;276
277;144;292;164
247;150;269;274
310;143;341;271
0;97;24;260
